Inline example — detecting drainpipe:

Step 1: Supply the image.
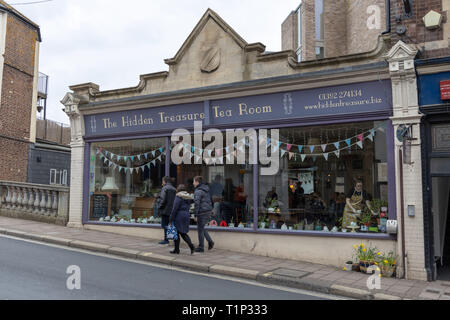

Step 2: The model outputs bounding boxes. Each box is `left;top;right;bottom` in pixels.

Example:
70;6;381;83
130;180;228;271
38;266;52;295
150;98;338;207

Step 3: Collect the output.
382;0;391;35
399;148;407;279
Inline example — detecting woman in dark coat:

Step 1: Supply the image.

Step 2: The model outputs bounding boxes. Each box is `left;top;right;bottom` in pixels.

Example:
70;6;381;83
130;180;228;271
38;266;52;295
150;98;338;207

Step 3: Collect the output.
169;184;195;254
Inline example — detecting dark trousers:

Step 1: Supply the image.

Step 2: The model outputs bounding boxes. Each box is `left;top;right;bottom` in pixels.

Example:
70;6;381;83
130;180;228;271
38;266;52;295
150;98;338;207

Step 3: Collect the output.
161;215;170;241
197;213;213;249
174;232;194;252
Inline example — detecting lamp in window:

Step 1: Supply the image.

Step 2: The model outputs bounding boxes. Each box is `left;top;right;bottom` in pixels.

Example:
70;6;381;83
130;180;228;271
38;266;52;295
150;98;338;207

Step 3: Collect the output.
101;176;119;192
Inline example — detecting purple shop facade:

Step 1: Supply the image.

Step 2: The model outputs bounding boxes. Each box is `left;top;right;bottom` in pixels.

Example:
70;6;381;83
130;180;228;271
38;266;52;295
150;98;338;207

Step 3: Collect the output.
81;79;396;240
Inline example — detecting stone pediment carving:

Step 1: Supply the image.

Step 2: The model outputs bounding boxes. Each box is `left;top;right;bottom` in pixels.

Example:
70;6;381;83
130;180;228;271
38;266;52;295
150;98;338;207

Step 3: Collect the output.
164;8;247;66
385;40;418;62
200;47;221;73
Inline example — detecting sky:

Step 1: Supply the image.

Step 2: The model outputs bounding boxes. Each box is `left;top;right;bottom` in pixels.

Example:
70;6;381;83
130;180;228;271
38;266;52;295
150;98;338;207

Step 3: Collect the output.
10;0;302;125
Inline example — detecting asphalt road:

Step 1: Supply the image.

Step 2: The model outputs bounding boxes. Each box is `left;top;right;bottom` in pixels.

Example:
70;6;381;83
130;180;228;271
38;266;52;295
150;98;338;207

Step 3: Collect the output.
0;235;334;300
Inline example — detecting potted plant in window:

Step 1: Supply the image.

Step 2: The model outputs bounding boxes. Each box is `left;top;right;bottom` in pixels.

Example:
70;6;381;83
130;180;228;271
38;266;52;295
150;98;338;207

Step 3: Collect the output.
359;212;372;232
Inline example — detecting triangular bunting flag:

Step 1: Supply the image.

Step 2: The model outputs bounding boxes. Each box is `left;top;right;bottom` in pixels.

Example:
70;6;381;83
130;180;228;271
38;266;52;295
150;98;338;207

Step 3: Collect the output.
321;144;327;152
281;150;286;158
278;141;282;147
345;139;351;146
151;160;156;166
334;142;340;150
357;141;363;149
298;145;303;153
118;156;122;161
289;152;293;160
323;153;329;161
159;148;163;153
334;150;340;158
312;155;317;162
310;145;315;153
152;150;156;157
124;156;128;162
131;156;135;162
141;165;145;171
301;154;306;162
137;155;141;161
357;134;363;141
105;151;109;156
287;144;292;151
144;153;148;160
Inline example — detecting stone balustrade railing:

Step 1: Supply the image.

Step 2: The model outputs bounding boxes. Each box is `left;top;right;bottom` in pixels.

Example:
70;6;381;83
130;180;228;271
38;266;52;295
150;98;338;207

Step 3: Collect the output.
0;181;69;225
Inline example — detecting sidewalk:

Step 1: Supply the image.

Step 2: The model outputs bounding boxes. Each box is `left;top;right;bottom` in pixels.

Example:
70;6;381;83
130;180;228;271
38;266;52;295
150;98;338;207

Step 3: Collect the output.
0;216;449;300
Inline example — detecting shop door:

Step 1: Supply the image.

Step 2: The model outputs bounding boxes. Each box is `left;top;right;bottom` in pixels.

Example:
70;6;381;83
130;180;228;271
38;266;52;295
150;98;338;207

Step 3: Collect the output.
431;158;450;280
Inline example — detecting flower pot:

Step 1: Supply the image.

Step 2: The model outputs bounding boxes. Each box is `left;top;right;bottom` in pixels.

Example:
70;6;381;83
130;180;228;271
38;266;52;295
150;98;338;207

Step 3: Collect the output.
344;262;353;272
359;260;375;273
381;265;396;278
352;263;360;272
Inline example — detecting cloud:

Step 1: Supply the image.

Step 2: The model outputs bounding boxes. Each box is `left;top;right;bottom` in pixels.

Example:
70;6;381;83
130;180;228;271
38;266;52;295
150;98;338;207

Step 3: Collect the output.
13;0;301;124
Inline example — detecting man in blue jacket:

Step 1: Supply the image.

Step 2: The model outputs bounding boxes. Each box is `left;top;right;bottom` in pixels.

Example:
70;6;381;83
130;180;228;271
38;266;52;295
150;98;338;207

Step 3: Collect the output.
193;176;214;252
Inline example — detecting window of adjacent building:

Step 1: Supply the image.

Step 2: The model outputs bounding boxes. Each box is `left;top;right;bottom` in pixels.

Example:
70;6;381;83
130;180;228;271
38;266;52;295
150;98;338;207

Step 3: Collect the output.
258;121;389;233
315;0;324;59
50;169;68;186
296;4;303;62
89;138;166;222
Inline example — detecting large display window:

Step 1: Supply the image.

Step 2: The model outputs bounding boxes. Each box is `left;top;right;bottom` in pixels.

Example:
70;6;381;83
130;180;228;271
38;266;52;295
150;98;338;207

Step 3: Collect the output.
258;120;389;233
88;138;166;224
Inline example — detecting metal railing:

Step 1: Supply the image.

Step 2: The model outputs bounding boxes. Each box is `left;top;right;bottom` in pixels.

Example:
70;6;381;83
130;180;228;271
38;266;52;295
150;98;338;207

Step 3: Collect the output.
38;72;48;97
0;181;70;225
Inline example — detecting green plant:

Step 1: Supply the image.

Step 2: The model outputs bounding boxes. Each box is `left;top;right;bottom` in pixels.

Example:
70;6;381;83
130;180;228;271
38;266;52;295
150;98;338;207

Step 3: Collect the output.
353;242;379;262
367;198;388;214
378;251;397;268
359;212;372;225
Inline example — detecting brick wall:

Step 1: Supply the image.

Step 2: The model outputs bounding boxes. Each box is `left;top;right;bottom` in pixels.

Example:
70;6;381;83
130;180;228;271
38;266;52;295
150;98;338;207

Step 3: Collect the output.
301;0;316;61
0;14;38;182
324;0;347;58
281;11;297;52
346;0;386;55
390;0;449;58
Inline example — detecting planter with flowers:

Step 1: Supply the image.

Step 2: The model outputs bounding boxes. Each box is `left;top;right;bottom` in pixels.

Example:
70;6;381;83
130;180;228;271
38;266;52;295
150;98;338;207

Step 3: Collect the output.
353;243;379;273
379;251;397;277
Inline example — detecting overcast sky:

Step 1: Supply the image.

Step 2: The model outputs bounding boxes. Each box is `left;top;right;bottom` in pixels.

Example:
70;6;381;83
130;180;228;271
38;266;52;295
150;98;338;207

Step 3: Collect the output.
11;0;302;124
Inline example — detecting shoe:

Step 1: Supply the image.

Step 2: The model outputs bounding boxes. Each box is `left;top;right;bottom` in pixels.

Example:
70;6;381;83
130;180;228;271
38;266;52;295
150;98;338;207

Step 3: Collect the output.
170;249;180;254
158;240;169;245
194;247;204;253
189;244;195;255
208;241;214;250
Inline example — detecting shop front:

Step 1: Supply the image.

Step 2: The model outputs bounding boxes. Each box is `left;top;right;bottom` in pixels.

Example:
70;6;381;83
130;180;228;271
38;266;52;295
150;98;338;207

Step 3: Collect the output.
61;9;399;269
70;77;397;267
417;57;450;281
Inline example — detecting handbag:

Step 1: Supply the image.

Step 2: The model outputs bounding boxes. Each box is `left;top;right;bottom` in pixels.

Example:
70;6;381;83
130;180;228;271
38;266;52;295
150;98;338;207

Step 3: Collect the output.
166;222;178;240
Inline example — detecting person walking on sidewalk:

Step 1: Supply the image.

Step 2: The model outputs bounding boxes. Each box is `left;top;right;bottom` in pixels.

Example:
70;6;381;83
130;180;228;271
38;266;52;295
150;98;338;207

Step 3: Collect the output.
168;184;195;255
157;176;176;245
193;176;214;253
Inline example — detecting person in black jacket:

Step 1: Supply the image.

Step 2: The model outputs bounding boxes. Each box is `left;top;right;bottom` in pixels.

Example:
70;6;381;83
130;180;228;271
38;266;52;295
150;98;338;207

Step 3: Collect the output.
157;176;176;245
168;184;195;254
193;176;214;252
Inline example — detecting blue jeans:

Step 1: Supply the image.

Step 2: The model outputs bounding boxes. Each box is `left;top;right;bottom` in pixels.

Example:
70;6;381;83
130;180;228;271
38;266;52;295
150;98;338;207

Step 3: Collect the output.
196;213;213;249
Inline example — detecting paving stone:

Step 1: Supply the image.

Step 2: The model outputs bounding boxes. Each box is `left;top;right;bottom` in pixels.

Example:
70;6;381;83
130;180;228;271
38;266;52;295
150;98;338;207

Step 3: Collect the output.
137;252;175;264
69;240;111;252
107;247;140;259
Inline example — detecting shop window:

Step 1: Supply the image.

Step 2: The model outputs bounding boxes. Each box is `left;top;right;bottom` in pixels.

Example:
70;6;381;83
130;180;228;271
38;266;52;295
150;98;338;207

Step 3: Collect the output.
258;121;389;234
170;134;254;229
89;138;166;223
